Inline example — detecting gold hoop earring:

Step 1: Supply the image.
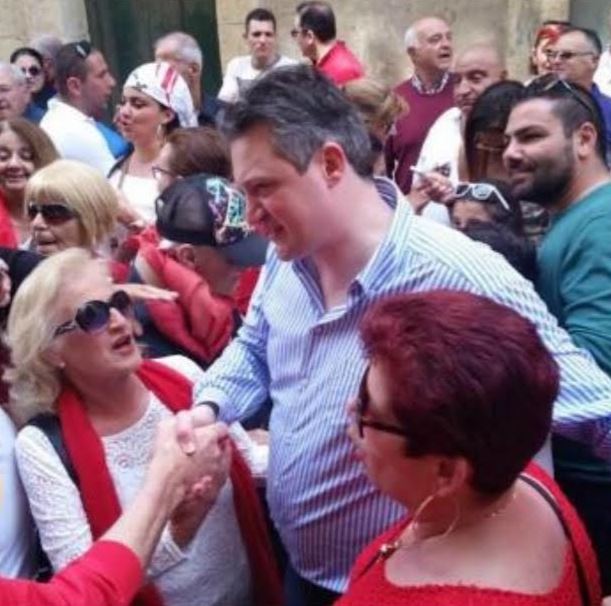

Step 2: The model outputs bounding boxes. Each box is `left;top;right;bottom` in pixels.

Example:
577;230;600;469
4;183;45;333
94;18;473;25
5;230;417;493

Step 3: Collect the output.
410;492;461;541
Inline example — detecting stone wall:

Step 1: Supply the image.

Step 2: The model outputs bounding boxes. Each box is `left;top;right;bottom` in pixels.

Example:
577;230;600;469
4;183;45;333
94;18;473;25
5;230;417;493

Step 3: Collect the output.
0;0;88;60
216;0;571;87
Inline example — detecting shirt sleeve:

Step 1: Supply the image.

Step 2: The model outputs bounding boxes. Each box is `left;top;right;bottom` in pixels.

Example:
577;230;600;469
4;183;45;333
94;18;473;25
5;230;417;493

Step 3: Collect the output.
0;541;142;606
468;260;611;461
217;59;240;104
194;258;273;422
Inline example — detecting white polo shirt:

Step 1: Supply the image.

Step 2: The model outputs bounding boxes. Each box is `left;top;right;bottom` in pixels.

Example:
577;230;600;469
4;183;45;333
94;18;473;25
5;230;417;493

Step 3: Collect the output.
40;98;116;175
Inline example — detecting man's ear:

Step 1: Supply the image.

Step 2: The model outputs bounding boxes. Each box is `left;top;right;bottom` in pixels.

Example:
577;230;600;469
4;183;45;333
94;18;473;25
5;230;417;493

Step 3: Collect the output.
187;61;202;81
320;141;347;186
174;244;197;270
65;75;83;99
575;121;599;160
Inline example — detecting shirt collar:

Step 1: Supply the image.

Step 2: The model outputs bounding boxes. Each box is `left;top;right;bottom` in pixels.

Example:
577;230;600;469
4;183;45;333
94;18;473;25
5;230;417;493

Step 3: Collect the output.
48;97;95;123
411;71;451;95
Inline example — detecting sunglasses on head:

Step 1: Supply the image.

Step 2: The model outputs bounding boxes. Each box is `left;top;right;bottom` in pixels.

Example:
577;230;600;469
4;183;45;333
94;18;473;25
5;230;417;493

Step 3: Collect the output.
27;203;77;225
21;66;42;77
453;182;511;212
54;290;133;338
72;40;92;59
530;75;598;121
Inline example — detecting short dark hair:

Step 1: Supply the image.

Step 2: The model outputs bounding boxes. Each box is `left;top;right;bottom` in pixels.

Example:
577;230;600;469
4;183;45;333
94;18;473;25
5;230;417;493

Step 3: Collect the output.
520;74;607;163
462;220;538;282
220;64;373;177
9;47;44;68
561;26;602;55
245;8;276;31
165;127;231;179
297;1;336;43
360;290;558;495
55;41;95;97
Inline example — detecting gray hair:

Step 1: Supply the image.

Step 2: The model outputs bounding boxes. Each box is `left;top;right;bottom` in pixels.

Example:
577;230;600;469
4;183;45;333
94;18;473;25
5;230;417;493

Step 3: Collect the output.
155;31;203;68
404;25;419;50
220;65;373;178
29;34;64;61
0;62;27;86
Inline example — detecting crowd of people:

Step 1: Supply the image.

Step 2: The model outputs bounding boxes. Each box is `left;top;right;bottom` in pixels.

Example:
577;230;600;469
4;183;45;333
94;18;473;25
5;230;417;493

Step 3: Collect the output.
1;1;611;605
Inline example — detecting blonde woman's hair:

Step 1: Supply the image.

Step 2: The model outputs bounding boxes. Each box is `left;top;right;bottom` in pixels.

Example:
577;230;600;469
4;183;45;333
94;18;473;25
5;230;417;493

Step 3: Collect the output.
342;78;408;137
4;249;105;426
25;159;119;250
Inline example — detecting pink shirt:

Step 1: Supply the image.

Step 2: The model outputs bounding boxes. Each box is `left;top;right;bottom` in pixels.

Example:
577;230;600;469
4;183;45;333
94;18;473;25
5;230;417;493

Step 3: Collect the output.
316;41;364;86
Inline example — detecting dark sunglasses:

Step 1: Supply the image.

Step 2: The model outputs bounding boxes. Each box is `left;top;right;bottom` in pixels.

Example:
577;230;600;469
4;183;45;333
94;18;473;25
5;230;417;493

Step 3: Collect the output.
21;66;42;77
27;203;77;225
356;369;405;439
531;75;598;121
54;290;133;337
453;182;511;212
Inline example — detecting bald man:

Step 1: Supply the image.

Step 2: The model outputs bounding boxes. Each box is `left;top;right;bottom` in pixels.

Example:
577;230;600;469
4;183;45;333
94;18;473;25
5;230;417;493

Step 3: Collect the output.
385;16;454;193
415;43;507;192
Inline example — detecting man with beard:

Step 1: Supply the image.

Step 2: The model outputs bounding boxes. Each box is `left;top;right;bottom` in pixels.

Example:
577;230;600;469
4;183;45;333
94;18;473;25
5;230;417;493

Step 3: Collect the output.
504;78;611;592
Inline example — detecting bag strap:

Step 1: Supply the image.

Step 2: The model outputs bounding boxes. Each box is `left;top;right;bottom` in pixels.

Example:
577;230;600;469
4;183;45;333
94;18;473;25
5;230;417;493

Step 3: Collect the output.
27;412;79;486
519;474;591;606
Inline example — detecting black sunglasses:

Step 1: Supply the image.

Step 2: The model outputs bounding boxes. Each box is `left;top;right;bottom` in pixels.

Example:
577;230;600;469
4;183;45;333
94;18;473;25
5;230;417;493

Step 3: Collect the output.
356;369;405;439
21;66;42;77
532;75;597;120
27;203;78;225
54;290;133;337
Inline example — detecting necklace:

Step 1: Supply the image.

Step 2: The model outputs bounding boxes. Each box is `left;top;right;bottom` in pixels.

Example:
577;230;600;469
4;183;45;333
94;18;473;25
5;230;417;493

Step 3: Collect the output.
378;489;517;560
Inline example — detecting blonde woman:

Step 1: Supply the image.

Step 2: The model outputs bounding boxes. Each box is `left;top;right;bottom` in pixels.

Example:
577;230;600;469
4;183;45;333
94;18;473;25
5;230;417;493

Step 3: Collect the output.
25;159;119;257
6;249;281;606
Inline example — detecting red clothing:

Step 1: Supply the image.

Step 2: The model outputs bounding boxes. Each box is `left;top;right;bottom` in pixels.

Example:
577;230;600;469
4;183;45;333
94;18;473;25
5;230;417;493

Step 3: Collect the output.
385;77;454;192
0;191;18;248
0;541;142;606
336;466;601;606
140;245;237;365
316;41;364;85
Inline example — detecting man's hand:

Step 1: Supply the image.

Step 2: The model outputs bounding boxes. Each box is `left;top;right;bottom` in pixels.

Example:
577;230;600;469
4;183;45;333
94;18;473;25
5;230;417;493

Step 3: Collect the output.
174;406;219;455
413;170;455;205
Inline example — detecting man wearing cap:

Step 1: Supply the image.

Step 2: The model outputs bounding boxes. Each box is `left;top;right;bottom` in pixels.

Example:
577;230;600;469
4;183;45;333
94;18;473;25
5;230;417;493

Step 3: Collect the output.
40;41;117;174
189;65;611;605
132;174;267;366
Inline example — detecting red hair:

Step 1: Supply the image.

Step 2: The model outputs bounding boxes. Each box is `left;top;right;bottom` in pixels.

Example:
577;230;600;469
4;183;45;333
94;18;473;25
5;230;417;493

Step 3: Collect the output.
360;290;559;494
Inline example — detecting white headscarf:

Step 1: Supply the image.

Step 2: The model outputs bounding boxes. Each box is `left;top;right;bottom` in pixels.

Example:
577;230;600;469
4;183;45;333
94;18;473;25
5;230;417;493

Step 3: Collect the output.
123;61;197;127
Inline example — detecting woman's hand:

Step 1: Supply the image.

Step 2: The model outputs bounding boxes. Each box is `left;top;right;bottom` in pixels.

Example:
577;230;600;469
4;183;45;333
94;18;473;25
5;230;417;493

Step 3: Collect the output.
119;283;178;302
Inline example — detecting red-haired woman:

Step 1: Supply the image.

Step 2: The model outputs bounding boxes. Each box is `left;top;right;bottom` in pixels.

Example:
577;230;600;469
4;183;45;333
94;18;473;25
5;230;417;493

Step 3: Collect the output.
339;290;600;606
530;21;571;76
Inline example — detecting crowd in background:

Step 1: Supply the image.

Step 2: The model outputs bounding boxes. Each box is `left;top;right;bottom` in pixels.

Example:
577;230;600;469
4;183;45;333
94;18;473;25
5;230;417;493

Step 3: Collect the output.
1;2;611;605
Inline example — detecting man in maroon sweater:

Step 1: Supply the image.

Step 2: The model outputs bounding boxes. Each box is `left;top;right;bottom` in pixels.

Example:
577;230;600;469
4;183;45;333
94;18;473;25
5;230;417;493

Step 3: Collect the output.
385;16;455;193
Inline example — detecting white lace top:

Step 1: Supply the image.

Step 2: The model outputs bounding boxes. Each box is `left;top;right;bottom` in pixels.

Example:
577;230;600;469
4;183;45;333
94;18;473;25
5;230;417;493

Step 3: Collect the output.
15;356;252;606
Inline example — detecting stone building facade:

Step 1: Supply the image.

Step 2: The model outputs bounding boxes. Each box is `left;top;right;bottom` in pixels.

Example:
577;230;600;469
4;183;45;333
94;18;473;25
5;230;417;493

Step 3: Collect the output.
1;0;607;89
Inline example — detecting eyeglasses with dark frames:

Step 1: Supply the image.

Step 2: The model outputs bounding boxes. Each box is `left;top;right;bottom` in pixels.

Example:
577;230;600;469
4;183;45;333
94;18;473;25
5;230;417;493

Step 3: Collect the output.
356;368;406;439
544;49;595;62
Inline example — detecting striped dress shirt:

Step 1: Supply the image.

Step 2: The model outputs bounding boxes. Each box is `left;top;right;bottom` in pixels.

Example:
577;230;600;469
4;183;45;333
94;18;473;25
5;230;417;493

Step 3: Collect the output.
195;178;611;592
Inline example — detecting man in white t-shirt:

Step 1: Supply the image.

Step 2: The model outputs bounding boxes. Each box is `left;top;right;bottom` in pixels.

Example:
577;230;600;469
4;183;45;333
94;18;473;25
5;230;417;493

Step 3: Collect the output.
40;41;116;175
218;8;296;104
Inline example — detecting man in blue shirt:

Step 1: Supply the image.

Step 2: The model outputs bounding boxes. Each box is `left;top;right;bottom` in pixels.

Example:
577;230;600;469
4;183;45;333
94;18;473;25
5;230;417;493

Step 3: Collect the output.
193;65;611;605
549;26;611;161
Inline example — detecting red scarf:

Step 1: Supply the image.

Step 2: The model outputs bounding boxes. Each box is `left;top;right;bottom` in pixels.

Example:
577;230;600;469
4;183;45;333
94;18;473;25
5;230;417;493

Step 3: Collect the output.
58;359;283;606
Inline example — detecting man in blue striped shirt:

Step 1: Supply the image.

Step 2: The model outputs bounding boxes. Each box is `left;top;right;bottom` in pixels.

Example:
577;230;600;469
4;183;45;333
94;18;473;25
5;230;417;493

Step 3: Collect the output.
194;65;611;604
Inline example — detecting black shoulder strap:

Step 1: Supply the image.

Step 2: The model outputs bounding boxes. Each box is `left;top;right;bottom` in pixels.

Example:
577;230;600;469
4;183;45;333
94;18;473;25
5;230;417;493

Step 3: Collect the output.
27;412;79;487
520;474;591;606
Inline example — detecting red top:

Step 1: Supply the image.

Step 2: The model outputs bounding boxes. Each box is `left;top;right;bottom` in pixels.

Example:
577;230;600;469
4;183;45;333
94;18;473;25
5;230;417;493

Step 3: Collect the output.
0;541;142;606
336;466;601;606
316;41;364;86
385;77;455;193
0;191;18;249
